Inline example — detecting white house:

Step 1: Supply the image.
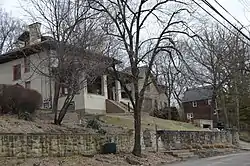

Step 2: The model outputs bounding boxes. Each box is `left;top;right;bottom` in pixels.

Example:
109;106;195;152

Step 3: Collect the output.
0;22;168;114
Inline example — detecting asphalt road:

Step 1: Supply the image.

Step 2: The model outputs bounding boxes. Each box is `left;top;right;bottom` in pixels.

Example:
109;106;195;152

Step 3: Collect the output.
167;152;250;166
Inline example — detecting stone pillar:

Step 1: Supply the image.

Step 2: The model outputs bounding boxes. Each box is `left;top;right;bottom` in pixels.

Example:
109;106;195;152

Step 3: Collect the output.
102;75;108;99
232;129;240;147
115;80;122;101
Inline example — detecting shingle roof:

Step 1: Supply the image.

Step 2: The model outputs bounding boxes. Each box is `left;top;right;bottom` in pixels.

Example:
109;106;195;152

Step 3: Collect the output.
182;86;213;103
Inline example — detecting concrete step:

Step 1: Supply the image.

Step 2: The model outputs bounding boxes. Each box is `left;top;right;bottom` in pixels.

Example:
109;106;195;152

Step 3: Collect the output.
174;152;194;157
180;154;199;161
164;149;191;155
165;150;199;161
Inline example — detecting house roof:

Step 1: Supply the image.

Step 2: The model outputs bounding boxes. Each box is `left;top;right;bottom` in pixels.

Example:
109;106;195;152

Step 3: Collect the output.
182;86;213;103
0;40;53;64
123;65;166;94
0;38;120;65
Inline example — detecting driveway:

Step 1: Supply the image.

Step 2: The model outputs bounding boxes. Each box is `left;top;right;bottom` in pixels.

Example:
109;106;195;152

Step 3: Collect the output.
166;152;250;166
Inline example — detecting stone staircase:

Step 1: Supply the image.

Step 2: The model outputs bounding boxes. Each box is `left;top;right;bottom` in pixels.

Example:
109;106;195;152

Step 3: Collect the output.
120;101;134;112
106;99;132;113
164;149;198;161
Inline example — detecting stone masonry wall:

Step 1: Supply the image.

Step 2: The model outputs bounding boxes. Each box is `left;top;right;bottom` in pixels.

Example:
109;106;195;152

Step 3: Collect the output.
153;130;234;150
0;133;133;158
0;130;236;158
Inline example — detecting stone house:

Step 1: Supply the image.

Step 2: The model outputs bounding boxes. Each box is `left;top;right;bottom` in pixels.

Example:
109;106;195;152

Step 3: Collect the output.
0;22;168;114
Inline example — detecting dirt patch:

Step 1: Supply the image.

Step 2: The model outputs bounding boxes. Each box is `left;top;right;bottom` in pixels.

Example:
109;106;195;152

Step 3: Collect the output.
0;152;177;166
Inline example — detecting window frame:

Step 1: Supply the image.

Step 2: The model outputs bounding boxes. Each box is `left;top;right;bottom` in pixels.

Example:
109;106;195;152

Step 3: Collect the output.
192;101;198;107
24;56;31;73
13;64;21;81
187;113;194;119
208;99;212;105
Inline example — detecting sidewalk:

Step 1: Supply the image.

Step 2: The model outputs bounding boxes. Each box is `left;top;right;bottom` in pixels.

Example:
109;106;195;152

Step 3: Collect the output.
239;140;250;151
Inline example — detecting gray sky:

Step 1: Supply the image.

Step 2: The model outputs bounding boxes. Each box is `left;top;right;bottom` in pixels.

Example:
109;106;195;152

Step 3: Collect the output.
1;0;250;28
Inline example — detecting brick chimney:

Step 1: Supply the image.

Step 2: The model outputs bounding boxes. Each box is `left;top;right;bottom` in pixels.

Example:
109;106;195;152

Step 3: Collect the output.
28;22;41;45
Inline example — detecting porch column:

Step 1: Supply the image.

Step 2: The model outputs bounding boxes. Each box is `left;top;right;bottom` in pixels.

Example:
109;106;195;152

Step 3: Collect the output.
79;76;88;124
115;80;122;101
102;75;108;99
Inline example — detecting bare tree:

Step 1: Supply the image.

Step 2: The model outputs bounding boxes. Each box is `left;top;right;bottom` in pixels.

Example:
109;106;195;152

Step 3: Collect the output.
0;8;23;54
22;0;112;125
156;51;190;120
89;0;195;156
185;24;246;128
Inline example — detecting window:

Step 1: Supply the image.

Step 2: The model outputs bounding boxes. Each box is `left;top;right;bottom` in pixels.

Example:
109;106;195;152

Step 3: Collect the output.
13;64;21;81
192;101;197;107
24;56;30;73
61;86;68;95
208;99;212;105
187;113;194;120
87;76;102;95
25;81;31;89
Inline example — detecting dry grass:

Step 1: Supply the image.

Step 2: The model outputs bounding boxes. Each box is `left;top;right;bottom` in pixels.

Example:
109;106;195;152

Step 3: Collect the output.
100;113;203;131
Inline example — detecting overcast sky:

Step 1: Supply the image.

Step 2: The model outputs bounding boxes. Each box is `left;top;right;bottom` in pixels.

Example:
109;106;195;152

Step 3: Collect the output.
1;0;250;28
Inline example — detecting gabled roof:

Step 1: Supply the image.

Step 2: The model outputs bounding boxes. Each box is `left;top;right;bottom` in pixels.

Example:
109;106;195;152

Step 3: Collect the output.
182;85;213;103
123;65;166;94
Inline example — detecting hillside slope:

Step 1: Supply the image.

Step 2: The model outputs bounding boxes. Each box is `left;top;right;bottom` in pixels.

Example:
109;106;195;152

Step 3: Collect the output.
101;113;202;131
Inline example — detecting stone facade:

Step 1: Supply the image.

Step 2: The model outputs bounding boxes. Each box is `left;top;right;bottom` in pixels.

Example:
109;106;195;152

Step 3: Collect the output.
0;130;237;158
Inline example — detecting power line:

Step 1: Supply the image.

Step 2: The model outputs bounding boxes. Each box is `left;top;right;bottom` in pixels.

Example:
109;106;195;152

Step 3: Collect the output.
214;0;248;31
201;0;250;42
239;0;250;12
191;0;250;47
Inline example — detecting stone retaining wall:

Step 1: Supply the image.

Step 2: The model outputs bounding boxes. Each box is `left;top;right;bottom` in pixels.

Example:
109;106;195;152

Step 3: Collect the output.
0;130;237;158
154;130;234;150
0;133;133;158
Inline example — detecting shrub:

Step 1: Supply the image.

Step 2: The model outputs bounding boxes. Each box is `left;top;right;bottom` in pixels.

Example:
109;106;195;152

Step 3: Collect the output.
0;84;42;119
87;119;101;130
18;88;42;115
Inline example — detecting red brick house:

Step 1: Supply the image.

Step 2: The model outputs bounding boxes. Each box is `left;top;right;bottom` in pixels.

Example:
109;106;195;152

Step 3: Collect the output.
182;86;218;128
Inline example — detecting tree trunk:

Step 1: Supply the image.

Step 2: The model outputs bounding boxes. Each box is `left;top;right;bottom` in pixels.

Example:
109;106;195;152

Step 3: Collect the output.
132;104;142;156
53;82;60;124
221;93;229;128
57;95;74;125
167;96;171;120
235;81;240;130
132;80;142;157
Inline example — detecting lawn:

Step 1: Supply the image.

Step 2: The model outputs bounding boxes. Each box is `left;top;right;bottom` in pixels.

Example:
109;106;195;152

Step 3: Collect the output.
100;113;203;131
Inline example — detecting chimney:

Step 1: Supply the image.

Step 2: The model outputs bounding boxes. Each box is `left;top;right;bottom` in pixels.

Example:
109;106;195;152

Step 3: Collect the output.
29;22;41;45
